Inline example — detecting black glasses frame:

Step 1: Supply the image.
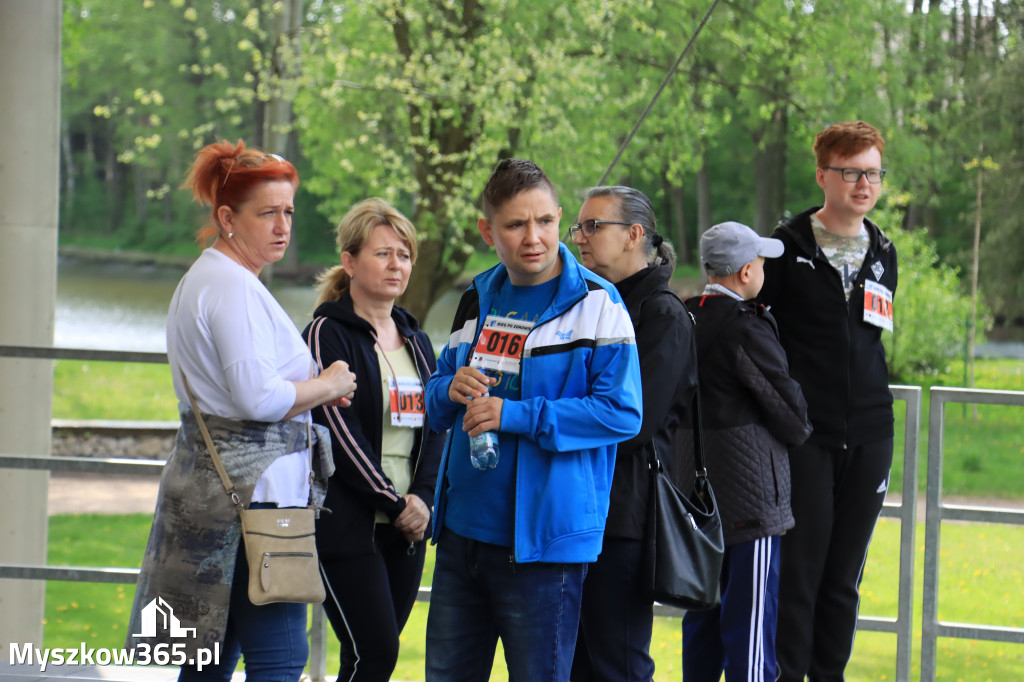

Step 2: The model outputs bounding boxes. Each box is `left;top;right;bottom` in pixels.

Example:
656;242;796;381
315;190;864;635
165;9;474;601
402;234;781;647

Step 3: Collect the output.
824;166;886;184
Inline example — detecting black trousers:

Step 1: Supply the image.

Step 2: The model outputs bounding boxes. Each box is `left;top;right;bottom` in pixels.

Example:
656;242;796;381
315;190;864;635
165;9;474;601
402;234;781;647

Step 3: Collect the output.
319;524;426;682
571;537;655;682
775;439;893;682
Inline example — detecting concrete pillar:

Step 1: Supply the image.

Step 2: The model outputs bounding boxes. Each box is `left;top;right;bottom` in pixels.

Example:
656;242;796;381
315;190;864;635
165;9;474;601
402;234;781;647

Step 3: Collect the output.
0;0;61;656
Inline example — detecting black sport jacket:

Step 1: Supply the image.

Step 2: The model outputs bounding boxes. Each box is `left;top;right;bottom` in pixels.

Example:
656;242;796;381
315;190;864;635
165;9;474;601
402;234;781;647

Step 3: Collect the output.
302;292;445;558
605;264;699;540
757;206;898;448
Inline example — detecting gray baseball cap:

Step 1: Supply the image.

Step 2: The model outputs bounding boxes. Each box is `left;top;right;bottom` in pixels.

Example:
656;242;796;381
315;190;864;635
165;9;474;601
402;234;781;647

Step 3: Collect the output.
700;221;784;276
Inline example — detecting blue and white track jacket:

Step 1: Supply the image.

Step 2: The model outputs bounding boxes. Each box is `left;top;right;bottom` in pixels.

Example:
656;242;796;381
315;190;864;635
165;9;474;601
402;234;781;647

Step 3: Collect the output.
426;243;643;563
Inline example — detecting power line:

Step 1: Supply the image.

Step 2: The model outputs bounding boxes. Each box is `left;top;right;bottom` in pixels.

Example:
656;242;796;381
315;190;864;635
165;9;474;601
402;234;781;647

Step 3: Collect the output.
598;0;723;186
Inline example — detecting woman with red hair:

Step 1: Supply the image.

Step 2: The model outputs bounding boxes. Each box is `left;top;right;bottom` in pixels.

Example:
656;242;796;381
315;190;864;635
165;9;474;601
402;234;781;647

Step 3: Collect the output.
128;140;357;681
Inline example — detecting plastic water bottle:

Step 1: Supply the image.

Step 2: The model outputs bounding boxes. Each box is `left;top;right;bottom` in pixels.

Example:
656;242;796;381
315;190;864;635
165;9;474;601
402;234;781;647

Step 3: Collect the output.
469;430;500;470
466;375;499;470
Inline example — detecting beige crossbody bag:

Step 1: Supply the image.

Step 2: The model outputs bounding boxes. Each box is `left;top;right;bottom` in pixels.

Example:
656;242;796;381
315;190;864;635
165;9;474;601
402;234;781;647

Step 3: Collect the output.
183;375;325;605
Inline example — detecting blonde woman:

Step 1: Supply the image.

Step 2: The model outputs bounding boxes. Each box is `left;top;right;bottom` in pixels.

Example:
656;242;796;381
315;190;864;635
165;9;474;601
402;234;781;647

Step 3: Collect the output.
302;198;444;682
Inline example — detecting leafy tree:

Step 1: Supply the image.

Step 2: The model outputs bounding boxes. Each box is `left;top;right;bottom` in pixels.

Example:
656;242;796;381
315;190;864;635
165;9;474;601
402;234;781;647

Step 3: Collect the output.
874;205;986;381
55;0;1024;341
60;0;315;255
294;0;649;319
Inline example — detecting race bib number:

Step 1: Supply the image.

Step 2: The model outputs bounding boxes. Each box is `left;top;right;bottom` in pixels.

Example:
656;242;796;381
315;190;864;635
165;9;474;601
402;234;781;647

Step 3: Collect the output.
863;280;894;331
388;375;424;428
470;315;533;375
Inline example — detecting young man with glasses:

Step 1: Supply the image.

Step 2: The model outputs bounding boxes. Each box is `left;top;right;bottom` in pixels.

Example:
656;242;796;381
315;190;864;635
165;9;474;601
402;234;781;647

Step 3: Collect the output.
757;120;898;682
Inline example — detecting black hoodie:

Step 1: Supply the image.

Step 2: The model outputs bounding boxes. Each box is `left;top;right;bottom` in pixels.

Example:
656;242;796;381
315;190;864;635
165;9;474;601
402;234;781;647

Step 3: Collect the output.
757;206;899;448
302;291;445;558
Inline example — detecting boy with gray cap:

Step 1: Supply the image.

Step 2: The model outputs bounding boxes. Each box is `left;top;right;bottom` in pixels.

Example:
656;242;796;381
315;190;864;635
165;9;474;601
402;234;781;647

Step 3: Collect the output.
681;221;812;682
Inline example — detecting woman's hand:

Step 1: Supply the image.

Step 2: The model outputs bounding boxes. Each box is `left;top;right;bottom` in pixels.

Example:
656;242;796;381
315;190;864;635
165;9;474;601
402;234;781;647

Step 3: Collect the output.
287;360;358;419
394;494;430;542
319;360;357;407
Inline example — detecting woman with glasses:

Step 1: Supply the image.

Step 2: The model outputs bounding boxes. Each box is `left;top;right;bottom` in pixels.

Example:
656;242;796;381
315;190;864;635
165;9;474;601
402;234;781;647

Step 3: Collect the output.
128;140;357;682
302;198;444;682
569;186;699;682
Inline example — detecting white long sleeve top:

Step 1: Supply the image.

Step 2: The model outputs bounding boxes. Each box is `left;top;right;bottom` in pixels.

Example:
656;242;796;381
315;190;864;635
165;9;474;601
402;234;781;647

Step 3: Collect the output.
167;248;314;506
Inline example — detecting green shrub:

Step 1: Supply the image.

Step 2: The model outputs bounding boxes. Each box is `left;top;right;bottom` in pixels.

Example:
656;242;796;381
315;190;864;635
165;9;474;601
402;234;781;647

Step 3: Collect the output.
879;207;989;381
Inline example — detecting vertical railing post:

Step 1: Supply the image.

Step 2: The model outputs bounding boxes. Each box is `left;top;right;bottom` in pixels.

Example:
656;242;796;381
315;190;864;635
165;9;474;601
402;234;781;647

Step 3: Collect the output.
892;386;921;682
920;388;947;682
309;605;328;681
0;1;62;657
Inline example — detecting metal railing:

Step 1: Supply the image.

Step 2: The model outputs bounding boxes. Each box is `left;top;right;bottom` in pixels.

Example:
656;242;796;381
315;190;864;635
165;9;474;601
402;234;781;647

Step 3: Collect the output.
856;385;921;682
0;344;338;680
3;345;1023;681
920;387;1024;682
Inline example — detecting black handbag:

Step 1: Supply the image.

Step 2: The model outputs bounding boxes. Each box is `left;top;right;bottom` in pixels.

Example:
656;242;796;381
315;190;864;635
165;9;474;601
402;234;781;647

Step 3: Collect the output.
643;391;725;610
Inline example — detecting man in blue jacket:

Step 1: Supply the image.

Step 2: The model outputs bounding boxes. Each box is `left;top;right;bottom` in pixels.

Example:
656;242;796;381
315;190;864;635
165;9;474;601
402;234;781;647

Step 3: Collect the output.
424;158;643;682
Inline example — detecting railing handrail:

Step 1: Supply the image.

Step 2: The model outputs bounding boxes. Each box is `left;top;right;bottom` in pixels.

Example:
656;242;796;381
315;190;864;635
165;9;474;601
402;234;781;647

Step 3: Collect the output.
920;385;1024;681
5;345;1024;681
0;343;167;364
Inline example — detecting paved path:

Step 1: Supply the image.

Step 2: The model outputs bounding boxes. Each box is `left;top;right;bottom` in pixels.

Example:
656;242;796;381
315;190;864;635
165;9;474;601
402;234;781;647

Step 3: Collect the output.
48;472;159;516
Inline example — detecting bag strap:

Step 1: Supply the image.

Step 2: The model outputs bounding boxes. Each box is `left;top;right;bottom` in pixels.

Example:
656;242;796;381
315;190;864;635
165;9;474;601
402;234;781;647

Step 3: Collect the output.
182;373;242;511
181;372;316;511
648;386;708;481
690;387;709;480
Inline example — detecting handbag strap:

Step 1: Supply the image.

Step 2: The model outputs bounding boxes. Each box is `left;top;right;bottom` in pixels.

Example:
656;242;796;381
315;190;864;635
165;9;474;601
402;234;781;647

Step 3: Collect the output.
690;387;709;479
648;385;709;481
181;372;315;511
182;373;242;510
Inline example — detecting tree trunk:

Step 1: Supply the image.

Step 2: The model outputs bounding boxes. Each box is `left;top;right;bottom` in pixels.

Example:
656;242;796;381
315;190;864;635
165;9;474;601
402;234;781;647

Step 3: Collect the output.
60;120;75;233
752;107;787;234
696;154;711;237
261;0;304;284
105;142;123;236
902;204;925;231
133;164;149;239
400;230;466;323
667;182;686;265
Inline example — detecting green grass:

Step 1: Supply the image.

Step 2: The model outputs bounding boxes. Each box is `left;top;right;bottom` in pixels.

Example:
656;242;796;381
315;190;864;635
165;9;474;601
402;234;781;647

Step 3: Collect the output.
53;360;178;421
44;515;1023;680
890;358;1024;499
850;518;1024;681
46;356;1023;678
53;357;1024;499
44;515;152;648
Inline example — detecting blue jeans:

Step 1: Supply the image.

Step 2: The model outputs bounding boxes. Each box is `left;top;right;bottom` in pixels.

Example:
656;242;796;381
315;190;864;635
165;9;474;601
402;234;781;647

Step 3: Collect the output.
179;504;309;682
425;530;587;682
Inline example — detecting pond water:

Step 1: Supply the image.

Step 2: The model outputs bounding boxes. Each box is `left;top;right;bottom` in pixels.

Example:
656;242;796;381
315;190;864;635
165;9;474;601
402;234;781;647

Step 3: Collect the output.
55;257;460;354
51;257;1024;360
